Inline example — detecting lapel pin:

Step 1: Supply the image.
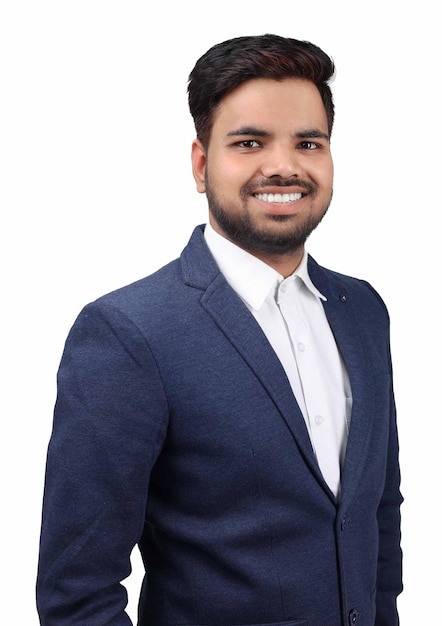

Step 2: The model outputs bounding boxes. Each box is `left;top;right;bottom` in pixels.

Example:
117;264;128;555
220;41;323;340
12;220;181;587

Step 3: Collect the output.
339;294;347;302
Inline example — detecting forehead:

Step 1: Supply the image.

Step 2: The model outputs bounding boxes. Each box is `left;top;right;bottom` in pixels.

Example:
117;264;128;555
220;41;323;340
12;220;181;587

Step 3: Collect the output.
213;78;328;133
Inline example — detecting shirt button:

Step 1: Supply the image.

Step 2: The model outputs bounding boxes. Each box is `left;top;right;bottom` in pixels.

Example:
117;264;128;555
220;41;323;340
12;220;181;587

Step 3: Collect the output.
297;342;305;352
314;414;324;425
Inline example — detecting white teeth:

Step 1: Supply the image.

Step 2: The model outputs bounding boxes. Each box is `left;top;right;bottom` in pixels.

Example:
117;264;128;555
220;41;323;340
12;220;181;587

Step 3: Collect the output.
255;192;303;203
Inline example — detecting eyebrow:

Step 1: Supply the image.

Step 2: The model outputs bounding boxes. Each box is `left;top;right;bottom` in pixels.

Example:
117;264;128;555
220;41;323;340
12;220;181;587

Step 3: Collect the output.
227;126;330;141
296;128;330;141
227;126;269;138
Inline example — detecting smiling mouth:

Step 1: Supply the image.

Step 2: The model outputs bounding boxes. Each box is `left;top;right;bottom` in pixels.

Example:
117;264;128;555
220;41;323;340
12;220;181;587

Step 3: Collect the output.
254;192;304;203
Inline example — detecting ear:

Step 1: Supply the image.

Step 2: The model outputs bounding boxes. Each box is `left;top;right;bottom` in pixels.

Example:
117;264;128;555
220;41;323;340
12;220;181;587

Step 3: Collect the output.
191;139;207;193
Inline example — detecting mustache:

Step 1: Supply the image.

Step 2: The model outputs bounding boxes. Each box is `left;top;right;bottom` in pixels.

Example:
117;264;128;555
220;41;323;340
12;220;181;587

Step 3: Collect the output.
242;177;317;195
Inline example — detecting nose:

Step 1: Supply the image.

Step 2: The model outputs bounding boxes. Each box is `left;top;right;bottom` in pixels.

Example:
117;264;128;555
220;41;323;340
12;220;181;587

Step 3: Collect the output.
260;144;301;179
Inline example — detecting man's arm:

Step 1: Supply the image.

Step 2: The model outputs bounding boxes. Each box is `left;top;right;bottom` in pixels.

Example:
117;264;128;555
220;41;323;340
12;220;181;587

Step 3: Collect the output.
36;301;169;625
375;370;403;625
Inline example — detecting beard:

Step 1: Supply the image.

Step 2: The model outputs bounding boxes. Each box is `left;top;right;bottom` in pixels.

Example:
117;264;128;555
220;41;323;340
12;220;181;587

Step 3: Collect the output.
205;174;332;257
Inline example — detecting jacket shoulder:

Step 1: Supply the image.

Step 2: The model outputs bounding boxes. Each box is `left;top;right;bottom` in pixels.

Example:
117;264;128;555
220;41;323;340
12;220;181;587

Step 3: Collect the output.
308;255;390;321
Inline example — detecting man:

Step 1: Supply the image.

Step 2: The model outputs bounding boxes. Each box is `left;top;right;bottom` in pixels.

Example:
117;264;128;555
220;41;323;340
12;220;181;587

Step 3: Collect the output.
37;34;403;625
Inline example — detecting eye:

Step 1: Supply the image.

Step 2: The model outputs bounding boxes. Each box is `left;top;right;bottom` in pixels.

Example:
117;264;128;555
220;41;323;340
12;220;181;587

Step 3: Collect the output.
299;141;319;150
237;140;261;149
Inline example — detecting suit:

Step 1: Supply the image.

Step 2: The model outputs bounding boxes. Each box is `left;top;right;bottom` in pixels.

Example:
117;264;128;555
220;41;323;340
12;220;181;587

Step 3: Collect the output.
37;225;403;625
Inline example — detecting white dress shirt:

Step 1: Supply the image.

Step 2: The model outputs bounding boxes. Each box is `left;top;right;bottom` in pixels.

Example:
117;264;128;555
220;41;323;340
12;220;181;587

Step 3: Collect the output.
204;223;352;498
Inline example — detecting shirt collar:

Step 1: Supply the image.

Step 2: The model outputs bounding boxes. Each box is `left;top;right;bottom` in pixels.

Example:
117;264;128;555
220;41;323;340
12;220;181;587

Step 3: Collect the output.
204;223;327;311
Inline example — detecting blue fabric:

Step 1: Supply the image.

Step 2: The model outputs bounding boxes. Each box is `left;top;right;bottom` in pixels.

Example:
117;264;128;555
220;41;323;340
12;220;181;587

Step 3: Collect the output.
37;225;402;625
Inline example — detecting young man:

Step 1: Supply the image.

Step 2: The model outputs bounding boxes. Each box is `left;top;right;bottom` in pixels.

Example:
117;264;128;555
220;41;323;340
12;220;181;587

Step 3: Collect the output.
37;34;403;625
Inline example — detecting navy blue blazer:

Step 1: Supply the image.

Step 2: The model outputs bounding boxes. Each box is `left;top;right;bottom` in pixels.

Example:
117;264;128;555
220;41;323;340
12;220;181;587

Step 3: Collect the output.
37;225;403;626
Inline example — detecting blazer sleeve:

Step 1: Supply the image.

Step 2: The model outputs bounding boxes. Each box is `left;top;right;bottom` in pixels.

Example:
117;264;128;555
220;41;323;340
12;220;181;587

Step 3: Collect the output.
36;301;169;625
375;337;403;625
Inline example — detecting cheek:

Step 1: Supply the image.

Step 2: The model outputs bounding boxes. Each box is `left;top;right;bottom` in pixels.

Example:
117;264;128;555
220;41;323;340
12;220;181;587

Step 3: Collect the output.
325;169;334;190
210;160;248;192
312;161;333;190
326;158;334;183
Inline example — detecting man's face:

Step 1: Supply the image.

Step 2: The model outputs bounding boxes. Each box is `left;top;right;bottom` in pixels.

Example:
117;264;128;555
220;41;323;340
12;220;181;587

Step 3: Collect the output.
191;77;334;261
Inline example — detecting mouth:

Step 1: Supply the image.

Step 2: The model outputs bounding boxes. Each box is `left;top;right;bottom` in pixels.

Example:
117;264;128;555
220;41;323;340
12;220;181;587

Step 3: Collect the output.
254;192;304;204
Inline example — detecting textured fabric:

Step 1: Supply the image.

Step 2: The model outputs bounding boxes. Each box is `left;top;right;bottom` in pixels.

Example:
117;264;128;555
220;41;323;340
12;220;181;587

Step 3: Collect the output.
37;225;403;626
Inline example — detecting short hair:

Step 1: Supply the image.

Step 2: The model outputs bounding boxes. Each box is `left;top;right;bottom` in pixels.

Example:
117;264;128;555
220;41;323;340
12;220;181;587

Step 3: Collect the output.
188;34;335;149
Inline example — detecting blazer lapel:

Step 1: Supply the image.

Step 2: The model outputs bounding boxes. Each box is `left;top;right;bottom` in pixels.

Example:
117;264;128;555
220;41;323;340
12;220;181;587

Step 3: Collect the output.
203;276;330;489
181;227;327;493
308;257;377;505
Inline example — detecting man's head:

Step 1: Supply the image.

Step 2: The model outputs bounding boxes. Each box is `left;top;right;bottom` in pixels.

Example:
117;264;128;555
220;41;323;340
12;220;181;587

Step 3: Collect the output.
189;35;335;274
188;34;335;150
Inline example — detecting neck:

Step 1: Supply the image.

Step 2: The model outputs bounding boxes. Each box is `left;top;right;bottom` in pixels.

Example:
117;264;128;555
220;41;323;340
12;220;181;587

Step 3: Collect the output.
246;247;305;278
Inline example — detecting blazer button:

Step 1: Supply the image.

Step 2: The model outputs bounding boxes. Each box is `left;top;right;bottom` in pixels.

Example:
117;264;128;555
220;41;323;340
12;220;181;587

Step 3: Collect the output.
348;608;359;624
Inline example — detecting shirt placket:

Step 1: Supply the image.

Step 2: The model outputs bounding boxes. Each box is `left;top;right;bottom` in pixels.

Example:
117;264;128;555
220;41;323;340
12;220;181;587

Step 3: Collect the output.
277;277;342;497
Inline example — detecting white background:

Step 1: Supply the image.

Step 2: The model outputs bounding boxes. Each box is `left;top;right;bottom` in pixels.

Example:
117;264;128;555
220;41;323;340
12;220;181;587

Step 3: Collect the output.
1;1;439;623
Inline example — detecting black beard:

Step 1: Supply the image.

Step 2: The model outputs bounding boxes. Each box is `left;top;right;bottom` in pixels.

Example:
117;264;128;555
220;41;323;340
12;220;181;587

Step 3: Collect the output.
205;177;331;257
